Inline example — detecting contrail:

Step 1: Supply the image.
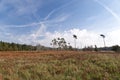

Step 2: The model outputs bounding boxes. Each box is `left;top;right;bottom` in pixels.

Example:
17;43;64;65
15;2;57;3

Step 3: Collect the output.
43;0;76;21
44;9;56;21
95;0;120;22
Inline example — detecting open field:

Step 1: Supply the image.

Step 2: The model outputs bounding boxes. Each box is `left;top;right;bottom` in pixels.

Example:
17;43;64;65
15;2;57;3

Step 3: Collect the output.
0;51;120;80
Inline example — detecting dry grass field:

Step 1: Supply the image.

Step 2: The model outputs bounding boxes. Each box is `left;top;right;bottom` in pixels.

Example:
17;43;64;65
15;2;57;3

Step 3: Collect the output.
0;51;120;80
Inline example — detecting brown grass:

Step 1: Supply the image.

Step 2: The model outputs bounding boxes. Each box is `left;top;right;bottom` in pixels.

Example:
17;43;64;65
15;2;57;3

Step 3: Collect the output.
0;51;119;80
0;51;118;60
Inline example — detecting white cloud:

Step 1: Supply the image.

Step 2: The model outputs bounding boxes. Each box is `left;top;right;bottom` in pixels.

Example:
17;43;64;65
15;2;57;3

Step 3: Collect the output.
4;25;118;48
15;29;99;47
106;29;120;46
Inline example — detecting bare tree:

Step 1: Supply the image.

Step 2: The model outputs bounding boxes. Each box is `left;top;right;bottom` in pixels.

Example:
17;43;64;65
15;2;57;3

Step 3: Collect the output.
57;38;67;49
73;34;77;48
51;38;67;50
100;34;106;47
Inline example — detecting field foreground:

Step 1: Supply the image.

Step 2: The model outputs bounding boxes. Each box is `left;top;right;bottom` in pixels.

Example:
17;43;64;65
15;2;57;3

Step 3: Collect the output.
0;51;120;80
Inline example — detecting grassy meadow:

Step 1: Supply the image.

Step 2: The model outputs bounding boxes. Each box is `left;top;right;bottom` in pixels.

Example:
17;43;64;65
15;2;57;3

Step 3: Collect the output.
0;51;120;80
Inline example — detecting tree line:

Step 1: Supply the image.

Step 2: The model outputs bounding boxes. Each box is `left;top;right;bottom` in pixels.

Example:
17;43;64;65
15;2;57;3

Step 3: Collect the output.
0;41;36;51
0;38;119;52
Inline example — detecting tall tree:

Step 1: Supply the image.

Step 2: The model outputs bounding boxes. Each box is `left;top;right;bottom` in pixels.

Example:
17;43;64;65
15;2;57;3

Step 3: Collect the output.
73;34;77;48
100;34;106;47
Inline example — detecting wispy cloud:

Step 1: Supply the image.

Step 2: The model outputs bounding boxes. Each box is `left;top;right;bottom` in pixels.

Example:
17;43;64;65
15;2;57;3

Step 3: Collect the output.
43;0;75;21
0;0;42;17
44;14;70;23
1;22;40;28
18;22;46;44
30;23;46;40
95;0;120;22
0;7;70;45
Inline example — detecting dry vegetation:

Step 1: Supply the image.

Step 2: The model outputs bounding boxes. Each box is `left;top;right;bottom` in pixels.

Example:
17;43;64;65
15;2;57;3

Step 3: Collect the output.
0;51;120;80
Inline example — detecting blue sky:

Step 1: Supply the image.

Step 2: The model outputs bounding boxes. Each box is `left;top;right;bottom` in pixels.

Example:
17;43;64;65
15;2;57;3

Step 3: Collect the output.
0;0;120;47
